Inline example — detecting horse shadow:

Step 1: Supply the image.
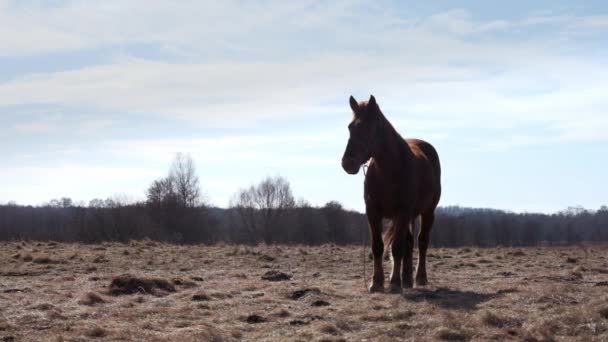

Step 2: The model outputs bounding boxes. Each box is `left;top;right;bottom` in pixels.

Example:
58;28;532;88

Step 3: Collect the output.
401;287;510;311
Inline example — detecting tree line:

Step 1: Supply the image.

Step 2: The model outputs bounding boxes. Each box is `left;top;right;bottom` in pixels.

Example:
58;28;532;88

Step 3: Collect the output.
1;153;606;246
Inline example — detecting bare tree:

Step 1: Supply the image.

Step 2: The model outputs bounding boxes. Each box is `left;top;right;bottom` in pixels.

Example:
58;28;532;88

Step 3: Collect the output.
230;175;295;244
146;153;202;209
170;153;202;208
144;153;209;243
146;177;177;208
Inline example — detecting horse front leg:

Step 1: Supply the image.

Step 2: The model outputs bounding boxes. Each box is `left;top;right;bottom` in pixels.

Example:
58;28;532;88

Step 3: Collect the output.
368;214;384;293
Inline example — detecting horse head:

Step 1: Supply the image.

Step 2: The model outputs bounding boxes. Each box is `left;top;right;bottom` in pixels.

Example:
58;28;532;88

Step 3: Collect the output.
341;95;382;174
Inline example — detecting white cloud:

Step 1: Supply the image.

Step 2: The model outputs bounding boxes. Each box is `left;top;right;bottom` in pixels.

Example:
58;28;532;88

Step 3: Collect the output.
1;2;606;142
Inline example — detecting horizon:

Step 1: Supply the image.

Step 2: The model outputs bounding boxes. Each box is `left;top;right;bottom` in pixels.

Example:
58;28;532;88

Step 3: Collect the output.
2;1;607;214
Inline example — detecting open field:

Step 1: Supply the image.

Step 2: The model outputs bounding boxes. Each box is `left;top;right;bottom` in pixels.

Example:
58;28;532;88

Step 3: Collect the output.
1;242;607;341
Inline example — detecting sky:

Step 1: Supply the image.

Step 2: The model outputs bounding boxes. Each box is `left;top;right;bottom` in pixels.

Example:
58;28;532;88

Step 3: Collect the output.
1;0;607;213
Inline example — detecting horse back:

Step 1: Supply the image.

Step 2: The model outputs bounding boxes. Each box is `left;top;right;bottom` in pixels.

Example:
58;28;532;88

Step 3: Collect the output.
406;139;442;210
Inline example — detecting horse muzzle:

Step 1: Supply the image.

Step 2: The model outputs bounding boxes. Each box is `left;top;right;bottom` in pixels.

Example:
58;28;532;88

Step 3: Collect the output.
341;158;361;175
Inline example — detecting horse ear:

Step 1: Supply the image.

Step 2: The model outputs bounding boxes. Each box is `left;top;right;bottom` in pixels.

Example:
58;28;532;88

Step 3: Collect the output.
368;95;377;108
349;96;359;113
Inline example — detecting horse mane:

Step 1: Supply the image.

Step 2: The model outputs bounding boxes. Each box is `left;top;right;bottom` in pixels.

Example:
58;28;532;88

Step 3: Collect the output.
373;106;413;171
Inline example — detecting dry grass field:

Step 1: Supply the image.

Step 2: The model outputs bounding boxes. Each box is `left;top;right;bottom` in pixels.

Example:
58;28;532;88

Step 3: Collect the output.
1;241;607;341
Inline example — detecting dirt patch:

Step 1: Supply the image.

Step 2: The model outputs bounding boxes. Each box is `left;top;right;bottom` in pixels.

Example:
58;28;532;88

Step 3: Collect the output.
32;256;58;264
311;300;331;307
192;293;211;301
290;288;322;300
261;270;292;281
108;274;176;296
246;314;267;324
435;327;470;341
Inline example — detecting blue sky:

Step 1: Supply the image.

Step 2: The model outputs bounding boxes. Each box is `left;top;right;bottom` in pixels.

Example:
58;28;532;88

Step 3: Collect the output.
1;0;607;213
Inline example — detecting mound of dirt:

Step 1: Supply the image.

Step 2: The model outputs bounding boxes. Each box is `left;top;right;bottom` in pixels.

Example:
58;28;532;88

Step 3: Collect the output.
261;270;292;282
191;293;211;301
108;274;176;296
245;314;267;324
289;288;322;300
311;300;330;307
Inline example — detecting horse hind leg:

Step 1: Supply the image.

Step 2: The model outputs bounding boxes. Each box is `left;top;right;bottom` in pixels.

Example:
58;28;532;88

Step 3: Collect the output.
388;219;405;293
415;211;435;286
401;219;415;288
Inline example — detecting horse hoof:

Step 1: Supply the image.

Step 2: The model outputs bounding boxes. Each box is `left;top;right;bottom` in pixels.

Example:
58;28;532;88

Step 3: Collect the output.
415;278;428;287
388;284;402;294
402;279;414;289
368;283;384;293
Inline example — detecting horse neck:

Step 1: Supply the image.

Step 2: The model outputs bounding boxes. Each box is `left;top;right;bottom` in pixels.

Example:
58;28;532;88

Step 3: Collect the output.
371;113;412;173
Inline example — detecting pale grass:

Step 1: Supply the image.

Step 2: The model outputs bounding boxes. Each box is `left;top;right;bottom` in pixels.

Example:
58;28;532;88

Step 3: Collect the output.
0;242;607;341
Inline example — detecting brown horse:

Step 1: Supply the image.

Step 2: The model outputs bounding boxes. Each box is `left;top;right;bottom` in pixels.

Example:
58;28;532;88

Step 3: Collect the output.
342;95;441;293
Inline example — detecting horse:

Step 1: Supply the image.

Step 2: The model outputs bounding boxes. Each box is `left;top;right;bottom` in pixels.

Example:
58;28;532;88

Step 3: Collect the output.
341;95;441;293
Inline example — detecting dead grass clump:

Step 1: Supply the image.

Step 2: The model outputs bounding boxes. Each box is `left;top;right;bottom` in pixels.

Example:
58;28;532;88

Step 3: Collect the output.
272;308;291;318
290;288;322;300
565;257;578;263
481;311;520;328
360;314;393;322
361;310;415;322
311;300;330;307
32;256;58;264
171;277;197;288
33;303;54;311
0;320;14;331
261;270;292;281
78;292;106;306
509;250;526;257
92;255;108;263
335;319;361;332
86;325;107;338
259;254;275;262
245;314;267;324
22;254;33;262
600;307;608;319
435;327;470;341
319;323;340;335
108;274;176;296
191;293;211;301
570;267;584;279
210;291;233;300
393;310;415;320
